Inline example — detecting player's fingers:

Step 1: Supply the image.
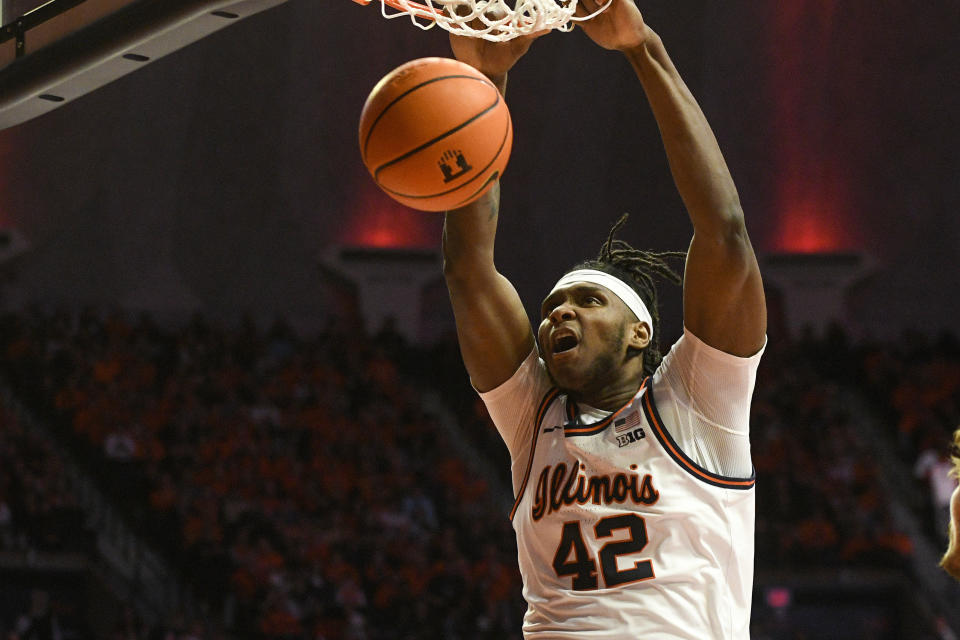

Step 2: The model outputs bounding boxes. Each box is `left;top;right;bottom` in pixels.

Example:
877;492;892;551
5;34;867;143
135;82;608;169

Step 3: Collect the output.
515;28;550;45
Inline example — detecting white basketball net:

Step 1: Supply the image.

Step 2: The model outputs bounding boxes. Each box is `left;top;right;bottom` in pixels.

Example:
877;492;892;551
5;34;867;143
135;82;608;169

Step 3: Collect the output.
354;0;612;42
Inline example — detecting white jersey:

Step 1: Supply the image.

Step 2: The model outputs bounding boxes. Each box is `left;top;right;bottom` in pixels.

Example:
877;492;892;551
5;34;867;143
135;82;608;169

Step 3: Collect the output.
480;329;764;639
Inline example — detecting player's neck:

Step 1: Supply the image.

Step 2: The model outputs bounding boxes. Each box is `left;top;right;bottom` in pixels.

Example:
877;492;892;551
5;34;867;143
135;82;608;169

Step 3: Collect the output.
572;377;643;413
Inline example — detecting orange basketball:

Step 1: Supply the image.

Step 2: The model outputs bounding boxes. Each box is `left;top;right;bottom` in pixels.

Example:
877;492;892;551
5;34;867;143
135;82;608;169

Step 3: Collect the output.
359;57;513;212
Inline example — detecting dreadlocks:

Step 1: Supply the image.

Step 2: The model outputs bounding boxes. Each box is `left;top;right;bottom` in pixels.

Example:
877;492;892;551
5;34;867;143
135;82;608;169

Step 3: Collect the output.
569;213;686;377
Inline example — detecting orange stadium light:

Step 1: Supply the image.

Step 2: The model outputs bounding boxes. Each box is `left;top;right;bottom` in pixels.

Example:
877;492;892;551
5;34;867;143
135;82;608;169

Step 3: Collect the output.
340;183;443;250
771;201;853;254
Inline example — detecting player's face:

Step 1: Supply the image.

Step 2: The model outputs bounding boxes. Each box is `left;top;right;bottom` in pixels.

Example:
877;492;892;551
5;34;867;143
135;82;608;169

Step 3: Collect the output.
537;283;639;392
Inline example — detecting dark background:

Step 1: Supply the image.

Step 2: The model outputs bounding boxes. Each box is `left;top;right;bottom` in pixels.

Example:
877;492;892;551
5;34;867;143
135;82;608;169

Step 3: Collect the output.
0;0;957;342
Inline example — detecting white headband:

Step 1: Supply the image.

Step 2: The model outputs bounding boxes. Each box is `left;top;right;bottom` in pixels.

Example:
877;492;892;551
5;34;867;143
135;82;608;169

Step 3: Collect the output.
549;269;653;339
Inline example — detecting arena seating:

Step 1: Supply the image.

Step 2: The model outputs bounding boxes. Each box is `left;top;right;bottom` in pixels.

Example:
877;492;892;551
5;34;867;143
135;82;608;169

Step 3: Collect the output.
1;308;948;639
0;309;524;639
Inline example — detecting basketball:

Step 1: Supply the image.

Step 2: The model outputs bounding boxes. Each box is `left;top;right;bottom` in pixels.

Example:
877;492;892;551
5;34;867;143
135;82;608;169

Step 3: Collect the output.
359;57;513;212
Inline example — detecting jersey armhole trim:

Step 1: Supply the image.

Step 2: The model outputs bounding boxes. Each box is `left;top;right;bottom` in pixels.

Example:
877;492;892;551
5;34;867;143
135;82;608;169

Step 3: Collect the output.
509;386;562;521
641;381;756;490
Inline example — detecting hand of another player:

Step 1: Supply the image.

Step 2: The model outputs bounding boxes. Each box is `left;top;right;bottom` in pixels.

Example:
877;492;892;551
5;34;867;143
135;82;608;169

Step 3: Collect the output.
449;30;547;84
574;0;649;52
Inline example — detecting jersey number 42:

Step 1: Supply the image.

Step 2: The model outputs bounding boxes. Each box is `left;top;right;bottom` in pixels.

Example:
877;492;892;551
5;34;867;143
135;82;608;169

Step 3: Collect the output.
552;513;655;590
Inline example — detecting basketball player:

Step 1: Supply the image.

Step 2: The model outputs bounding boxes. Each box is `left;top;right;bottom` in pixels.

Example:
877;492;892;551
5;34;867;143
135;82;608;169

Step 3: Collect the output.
940;428;960;580
442;0;766;637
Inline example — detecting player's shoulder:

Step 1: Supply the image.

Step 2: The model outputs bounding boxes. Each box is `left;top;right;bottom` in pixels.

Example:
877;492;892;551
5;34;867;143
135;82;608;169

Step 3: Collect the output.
659;327;766;374
652;327;766;407
479;347;552;404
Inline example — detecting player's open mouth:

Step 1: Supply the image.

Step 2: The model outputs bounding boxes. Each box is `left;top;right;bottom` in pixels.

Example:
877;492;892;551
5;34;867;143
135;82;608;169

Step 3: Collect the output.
552;334;579;354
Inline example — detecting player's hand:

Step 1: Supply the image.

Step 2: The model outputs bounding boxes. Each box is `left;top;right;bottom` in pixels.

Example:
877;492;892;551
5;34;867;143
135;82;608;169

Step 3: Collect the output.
574;0;649;52
449;30;546;84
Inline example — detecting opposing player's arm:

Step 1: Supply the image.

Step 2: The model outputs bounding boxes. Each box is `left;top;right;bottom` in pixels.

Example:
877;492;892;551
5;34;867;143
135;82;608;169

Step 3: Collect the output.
576;0;765;357
941;428;960;580
443;180;534;392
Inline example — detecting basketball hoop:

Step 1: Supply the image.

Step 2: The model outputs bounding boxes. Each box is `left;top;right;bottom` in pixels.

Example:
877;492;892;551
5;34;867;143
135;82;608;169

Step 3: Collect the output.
351;0;612;42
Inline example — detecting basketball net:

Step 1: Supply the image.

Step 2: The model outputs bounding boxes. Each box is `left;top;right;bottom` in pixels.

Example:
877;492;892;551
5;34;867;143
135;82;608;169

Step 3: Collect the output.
352;0;612;42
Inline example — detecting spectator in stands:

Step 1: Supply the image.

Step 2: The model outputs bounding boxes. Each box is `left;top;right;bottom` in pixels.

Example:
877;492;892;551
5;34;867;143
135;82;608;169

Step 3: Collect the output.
915;429;957;543
103;425;138;461
940;427;960;580
0;492;13;549
12;592;88;640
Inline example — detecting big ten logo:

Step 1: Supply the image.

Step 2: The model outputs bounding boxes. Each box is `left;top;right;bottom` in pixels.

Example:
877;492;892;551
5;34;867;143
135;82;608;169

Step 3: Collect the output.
616;427;646;448
439;149;472;182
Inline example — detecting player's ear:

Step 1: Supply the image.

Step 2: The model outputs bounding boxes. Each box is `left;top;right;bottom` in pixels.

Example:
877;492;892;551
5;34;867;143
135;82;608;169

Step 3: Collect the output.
629;322;651;350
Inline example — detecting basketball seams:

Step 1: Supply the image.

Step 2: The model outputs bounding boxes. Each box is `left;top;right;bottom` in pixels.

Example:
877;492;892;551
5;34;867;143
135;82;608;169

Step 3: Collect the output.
441;114;512;207
373;100;510;200
361;74;496;160
359;57;513;211
371;88;500;177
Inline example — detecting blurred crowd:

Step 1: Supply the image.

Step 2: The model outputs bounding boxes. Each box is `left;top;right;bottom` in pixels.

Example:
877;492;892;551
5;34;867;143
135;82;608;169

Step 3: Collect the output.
2;309;955;639
750;333;914;571
0;400;93;556
0;309;522;640
855;330;960;542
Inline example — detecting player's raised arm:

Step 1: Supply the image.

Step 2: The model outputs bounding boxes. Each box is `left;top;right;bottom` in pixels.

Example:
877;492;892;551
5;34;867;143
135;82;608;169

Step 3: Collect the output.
577;0;766;357
442;32;542;392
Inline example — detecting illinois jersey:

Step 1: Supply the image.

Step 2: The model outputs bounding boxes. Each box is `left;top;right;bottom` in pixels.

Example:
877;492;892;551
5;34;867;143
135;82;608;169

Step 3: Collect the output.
480;328;764;639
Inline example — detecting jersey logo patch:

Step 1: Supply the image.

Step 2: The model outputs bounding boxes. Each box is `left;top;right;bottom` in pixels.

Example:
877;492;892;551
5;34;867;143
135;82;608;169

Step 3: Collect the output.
614;411;642;433
616;427;646;448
